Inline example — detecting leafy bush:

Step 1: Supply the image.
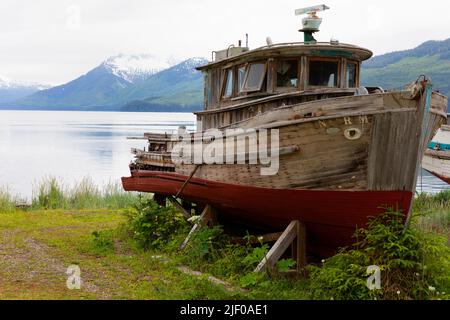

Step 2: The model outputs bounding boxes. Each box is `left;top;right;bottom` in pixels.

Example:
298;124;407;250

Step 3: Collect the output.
124;195;188;250
308;209;450;300
183;224;225;262
180;225;298;289
242;243;270;269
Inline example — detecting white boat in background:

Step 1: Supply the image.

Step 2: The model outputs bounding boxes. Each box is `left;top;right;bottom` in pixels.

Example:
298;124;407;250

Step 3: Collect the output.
423;125;450;184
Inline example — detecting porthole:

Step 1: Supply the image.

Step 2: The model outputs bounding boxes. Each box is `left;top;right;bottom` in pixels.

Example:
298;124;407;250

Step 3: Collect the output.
344;128;362;140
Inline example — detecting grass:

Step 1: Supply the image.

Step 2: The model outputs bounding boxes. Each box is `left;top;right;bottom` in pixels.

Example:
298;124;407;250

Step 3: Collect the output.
31;176;141;210
413;191;450;235
0;180;449;300
0;209;237;299
0;187;17;213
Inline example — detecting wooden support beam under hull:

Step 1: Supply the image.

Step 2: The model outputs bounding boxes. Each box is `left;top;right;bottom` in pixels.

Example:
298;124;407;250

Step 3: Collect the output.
254;220;306;273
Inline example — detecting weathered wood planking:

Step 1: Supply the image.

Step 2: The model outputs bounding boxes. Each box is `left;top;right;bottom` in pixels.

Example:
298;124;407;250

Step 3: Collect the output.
176;114;373;190
367;111;420;191
170;91;446;192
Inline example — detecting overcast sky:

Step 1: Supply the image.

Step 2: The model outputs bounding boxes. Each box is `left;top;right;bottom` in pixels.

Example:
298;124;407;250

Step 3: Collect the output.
1;0;449;85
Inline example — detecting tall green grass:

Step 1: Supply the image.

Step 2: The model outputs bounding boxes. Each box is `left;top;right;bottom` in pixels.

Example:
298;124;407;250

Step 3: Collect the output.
0;186;18;213
413;191;450;235
31;176;141;210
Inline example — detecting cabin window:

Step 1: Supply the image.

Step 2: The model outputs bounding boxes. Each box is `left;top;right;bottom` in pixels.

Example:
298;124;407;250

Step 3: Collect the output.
237;65;246;93
346;61;357;88
308;60;339;87
242;62;266;92
276;60;299;88
222;69;233;98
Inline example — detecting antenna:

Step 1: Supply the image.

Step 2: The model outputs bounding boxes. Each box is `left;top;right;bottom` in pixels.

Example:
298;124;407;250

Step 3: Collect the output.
295;4;330;43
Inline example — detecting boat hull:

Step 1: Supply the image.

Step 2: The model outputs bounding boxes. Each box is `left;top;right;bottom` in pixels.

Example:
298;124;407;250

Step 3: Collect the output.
122;171;413;257
122;90;447;257
423;150;450;184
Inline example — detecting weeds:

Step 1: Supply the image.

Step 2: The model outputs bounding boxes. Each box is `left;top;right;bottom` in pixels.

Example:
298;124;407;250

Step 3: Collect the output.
0;187;18;213
31;176;141;210
123;195;188;250
4;180;442;300
91;230;115;256
119;200;449;300
32;177;66;209
414;191;450;235
308;209;450;300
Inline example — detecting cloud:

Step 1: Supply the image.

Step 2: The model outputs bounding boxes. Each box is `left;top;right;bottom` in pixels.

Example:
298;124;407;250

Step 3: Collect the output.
0;0;449;84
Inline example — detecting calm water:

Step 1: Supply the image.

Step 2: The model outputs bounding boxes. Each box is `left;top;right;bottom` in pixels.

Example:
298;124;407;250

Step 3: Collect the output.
0;110;195;199
0;110;448;199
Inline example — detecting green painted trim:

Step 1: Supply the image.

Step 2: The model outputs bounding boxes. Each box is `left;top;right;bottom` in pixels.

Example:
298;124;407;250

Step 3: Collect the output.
310;50;353;58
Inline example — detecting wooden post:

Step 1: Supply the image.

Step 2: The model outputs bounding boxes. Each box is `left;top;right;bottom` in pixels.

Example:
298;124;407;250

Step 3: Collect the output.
168;196;191;220
153;193;167;206
297;220;307;270
178;205;216;251
254;220;306;273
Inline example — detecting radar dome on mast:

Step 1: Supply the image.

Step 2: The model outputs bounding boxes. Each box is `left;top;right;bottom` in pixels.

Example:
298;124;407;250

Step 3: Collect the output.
295;4;329;43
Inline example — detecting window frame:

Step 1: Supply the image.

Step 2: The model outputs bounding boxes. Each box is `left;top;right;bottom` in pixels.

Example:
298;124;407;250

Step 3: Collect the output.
221;67;234;99
345;59;359;88
306;57;341;89
275;58;301;92
240;61;268;93
236;64;248;94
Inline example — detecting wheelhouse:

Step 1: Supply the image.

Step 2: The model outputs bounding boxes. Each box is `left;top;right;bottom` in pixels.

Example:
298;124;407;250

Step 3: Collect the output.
195;42;372;130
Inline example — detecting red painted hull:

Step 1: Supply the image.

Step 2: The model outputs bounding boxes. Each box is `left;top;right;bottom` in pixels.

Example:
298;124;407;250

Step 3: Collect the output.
122;171;413;257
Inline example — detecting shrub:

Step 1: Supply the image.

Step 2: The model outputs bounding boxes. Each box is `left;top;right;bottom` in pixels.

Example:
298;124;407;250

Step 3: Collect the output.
124;195;188;250
308;208;450;300
183;224;225;262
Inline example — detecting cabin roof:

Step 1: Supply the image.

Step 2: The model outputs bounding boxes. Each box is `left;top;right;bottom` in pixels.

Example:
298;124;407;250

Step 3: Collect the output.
196;42;373;71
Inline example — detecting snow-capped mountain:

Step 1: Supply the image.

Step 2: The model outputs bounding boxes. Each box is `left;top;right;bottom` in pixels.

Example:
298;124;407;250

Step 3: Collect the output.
121;57;208;101
0;75;50;90
0;75;51;104
168;57;208;74
8;56;207;110
102;54;175;83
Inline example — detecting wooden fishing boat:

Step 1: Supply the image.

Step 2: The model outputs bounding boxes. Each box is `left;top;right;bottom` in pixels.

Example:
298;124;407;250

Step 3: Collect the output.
122;5;448;256
423;125;450;184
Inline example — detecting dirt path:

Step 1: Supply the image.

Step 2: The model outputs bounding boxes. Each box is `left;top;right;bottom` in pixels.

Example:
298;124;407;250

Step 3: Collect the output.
0;229;112;299
0;211;129;299
0;210;242;300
